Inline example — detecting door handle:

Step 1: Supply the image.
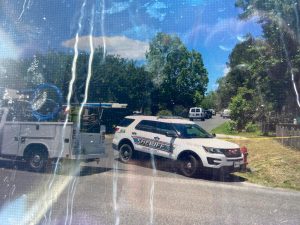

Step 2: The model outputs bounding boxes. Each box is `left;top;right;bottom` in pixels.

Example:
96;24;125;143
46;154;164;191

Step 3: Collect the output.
154;137;160;141
20;137;25;143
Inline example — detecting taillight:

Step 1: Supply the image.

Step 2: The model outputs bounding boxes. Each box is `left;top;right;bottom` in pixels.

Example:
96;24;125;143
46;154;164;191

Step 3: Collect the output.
101;131;105;143
115;127;120;132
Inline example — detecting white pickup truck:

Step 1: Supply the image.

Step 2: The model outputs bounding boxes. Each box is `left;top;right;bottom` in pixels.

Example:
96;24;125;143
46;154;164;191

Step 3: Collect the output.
0;107;106;172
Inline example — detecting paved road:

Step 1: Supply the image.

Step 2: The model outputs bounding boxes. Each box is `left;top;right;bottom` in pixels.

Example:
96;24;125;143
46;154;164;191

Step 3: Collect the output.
194;114;229;132
0;116;299;225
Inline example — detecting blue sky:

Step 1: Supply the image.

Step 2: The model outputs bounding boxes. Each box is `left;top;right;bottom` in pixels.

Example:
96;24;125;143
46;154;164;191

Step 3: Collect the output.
0;0;262;91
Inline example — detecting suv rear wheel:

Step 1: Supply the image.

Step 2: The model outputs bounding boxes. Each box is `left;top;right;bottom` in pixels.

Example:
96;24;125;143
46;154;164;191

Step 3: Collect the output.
119;144;133;163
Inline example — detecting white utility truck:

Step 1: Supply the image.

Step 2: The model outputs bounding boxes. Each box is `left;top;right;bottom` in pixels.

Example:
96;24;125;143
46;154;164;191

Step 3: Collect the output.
0;103;127;172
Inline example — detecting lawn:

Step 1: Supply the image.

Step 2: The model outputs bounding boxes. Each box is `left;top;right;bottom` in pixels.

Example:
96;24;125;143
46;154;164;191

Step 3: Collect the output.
213;122;300;191
211;121;261;137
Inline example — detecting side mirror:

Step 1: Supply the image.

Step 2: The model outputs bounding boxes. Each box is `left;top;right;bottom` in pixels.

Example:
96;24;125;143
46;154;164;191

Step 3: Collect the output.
212;133;216;137
165;131;178;138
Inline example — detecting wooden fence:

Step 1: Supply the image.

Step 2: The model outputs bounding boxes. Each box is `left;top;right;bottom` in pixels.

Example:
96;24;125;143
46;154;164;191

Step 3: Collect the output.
276;124;300;150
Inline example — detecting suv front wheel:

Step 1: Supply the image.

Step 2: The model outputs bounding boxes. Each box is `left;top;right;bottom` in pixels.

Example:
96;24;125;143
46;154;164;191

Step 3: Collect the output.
179;154;200;177
119;144;133;163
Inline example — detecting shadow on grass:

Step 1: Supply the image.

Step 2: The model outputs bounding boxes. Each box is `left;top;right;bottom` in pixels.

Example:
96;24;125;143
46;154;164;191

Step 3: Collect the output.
0;159;126;176
117;153;247;183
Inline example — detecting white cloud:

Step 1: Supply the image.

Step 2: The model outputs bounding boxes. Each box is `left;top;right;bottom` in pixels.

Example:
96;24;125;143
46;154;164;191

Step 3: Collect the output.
0;29;21;59
219;45;231;51
62;35;149;60
237;35;247;42
222;66;230;77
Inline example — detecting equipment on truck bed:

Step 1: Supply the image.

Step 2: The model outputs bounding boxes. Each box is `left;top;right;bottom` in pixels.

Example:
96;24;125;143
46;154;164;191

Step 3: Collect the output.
1;83;63;121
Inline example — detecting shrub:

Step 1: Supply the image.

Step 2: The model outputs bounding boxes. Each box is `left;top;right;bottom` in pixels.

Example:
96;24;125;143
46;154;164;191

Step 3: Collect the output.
228;121;238;132
173;105;188;117
245;122;259;133
229;87;257;130
157;109;173;116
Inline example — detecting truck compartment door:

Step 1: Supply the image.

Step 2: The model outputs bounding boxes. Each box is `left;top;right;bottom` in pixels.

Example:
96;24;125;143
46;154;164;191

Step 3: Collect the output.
79;125;105;156
80;133;105;155
1;124;21;156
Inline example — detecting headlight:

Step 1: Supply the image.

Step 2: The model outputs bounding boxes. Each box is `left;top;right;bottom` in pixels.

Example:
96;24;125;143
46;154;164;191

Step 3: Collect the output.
203;146;224;154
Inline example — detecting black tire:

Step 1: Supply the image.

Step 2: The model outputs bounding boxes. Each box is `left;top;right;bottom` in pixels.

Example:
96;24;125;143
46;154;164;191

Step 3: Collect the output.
179;154;200;177
189;118;193;121
201;118;205;121
119;144;133;163
27;150;47;172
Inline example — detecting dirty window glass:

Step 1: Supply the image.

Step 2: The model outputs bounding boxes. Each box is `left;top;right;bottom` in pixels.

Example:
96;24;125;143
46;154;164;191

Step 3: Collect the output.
118;118;134;127
135;120;156;132
0;0;300;225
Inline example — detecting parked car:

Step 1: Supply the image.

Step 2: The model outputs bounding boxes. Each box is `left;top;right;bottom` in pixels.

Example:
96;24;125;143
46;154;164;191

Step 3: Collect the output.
188;107;205;121
112;115;245;177
204;109;212;119
209;109;216;116
221;109;231;119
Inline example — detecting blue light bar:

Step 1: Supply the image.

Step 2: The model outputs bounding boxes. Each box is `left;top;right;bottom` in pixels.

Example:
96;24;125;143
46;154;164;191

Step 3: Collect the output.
62;103;127;108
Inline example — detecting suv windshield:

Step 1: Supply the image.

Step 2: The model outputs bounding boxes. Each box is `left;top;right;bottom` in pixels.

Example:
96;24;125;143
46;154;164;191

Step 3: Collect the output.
173;123;213;139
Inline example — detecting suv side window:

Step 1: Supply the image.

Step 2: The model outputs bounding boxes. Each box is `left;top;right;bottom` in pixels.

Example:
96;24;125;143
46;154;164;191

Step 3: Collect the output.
135;120;156;132
136;120;175;135
155;122;174;135
196;109;200;112
191;109;195;112
118;118;135;127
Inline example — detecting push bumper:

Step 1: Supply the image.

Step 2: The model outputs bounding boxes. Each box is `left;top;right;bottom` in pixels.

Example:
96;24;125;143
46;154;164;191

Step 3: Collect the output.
203;154;244;173
204;164;244;175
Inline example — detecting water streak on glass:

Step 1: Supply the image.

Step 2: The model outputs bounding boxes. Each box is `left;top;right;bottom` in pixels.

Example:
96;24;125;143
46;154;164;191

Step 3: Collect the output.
46;1;87;224
150;153;157;225
18;0;28;21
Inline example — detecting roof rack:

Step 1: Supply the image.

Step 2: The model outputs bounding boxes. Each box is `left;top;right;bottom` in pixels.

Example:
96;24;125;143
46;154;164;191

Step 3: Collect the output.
157;116;183;119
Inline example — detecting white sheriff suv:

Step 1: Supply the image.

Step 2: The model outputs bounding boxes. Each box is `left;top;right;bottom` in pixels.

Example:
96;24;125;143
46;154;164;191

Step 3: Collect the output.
112;116;245;177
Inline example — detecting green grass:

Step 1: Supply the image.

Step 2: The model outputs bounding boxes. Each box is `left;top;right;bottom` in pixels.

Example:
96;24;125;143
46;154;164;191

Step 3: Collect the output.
232;139;300;191
211;121;262;137
213;121;300;191
211;121;238;135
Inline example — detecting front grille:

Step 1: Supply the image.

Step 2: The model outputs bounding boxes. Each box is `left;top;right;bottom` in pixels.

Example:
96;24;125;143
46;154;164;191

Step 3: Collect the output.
221;148;241;158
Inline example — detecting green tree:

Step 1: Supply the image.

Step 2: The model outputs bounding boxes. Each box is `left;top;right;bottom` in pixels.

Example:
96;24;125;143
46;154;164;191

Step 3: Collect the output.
229;87;257;130
235;0;300;117
201;91;217;109
146;33;208;112
1;49;153;113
